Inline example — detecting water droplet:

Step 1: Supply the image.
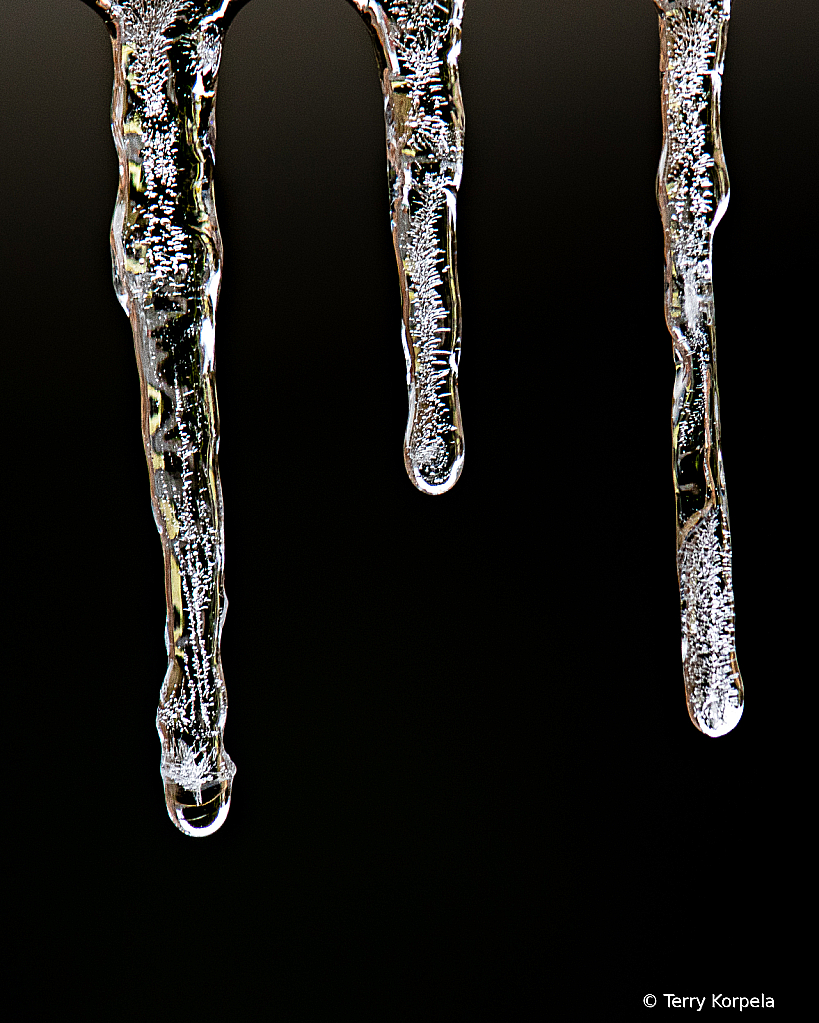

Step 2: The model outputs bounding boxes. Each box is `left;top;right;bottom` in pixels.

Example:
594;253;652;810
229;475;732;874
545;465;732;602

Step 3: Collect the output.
164;779;232;838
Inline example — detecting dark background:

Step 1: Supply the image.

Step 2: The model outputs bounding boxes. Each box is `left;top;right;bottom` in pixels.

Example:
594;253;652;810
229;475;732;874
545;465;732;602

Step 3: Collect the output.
1;0;811;1009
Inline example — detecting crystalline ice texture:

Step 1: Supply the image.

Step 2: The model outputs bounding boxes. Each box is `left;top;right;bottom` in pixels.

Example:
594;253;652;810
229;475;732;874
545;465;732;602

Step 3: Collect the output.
87;0;244;833
349;1;465;494
654;0;743;735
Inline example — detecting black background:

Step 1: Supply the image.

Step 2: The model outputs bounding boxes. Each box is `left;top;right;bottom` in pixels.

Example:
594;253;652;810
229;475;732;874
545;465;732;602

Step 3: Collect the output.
0;0;812;1010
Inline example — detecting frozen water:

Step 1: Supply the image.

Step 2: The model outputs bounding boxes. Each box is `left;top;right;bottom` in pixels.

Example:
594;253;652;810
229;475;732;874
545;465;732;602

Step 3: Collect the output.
78;0;743;841
348;1;466;494
87;0;243;834
85;0;469;836
654;0;744;735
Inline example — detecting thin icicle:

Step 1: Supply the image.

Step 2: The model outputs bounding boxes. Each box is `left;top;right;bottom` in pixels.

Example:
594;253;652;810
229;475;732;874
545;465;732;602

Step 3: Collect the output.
654;0;743;735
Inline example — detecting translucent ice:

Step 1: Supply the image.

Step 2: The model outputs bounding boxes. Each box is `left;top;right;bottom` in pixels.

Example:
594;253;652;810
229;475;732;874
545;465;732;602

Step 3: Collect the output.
654;0;744;735
84;0;246;833
348;1;466;494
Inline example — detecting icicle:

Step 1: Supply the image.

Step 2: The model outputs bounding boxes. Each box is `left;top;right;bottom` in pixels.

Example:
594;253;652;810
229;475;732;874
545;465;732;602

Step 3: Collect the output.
349;1;466;493
86;0;245;834
654;0;743;735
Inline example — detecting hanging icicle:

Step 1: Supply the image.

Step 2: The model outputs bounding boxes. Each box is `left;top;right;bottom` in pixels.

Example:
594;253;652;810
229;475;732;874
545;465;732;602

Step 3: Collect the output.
85;0;247;834
654;0;744;735
348;1;466;494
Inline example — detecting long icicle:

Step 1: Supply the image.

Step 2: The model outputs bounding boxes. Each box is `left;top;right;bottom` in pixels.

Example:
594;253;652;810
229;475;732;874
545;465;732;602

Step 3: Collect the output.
349;1;466;494
654;0;744;735
86;0;246;833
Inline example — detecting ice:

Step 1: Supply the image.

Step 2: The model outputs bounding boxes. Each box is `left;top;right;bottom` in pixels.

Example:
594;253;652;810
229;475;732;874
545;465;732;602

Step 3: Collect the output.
654;0;744;735
78;0;743;841
86;0;243;834
348;1;466;494
84;0;470;836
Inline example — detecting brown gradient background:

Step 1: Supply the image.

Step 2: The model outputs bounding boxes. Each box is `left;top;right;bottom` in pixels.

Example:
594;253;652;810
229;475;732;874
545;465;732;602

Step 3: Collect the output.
1;1;812;1009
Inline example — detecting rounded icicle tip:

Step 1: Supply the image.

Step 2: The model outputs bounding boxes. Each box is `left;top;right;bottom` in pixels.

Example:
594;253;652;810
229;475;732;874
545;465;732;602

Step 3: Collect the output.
164;778;233;837
405;446;464;495
688;685;744;738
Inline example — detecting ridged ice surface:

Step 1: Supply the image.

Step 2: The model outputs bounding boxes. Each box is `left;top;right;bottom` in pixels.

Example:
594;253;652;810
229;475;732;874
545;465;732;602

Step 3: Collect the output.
349;1;465;493
654;0;743;735
90;0;240;834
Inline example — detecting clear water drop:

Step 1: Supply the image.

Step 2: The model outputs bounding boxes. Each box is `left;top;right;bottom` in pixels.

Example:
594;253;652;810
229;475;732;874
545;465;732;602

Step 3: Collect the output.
164;779;233;838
